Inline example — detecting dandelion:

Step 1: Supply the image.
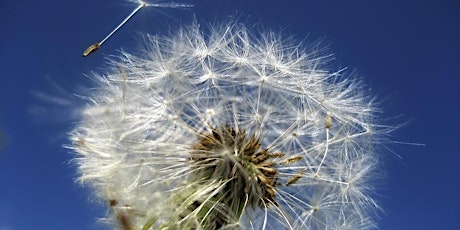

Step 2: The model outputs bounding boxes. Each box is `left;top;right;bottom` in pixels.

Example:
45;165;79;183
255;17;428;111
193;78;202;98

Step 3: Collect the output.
70;21;387;229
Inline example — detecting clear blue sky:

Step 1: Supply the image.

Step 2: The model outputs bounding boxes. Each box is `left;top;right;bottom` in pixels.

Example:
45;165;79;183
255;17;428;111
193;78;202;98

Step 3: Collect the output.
1;0;459;229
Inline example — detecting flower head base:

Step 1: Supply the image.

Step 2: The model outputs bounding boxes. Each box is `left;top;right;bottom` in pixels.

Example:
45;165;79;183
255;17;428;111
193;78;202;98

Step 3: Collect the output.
191;125;279;207
70;21;385;229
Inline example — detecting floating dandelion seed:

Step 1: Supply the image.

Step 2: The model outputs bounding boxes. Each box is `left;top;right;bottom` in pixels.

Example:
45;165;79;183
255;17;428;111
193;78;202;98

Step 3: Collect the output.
70;21;389;229
82;0;193;57
82;43;101;57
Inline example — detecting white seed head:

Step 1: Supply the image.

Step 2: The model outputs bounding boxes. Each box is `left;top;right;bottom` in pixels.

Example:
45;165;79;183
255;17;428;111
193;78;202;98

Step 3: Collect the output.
70;21;386;229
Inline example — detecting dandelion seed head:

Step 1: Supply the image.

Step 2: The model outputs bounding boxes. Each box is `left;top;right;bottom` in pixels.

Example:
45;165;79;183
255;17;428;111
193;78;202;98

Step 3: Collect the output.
70;21;388;229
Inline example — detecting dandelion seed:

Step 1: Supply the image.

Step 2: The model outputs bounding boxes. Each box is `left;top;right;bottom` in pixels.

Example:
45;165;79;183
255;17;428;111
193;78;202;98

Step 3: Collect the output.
82;43;100;57
82;2;145;57
82;0;193;57
285;171;304;186
325;112;332;129
70;21;390;229
280;156;303;165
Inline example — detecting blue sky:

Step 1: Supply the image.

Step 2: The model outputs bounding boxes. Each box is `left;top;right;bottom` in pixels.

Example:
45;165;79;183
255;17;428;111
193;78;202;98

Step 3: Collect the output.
0;0;459;229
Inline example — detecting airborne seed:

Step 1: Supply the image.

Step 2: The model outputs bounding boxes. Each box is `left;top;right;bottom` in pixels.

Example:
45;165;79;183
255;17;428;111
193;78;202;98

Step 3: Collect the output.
83;43;100;57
